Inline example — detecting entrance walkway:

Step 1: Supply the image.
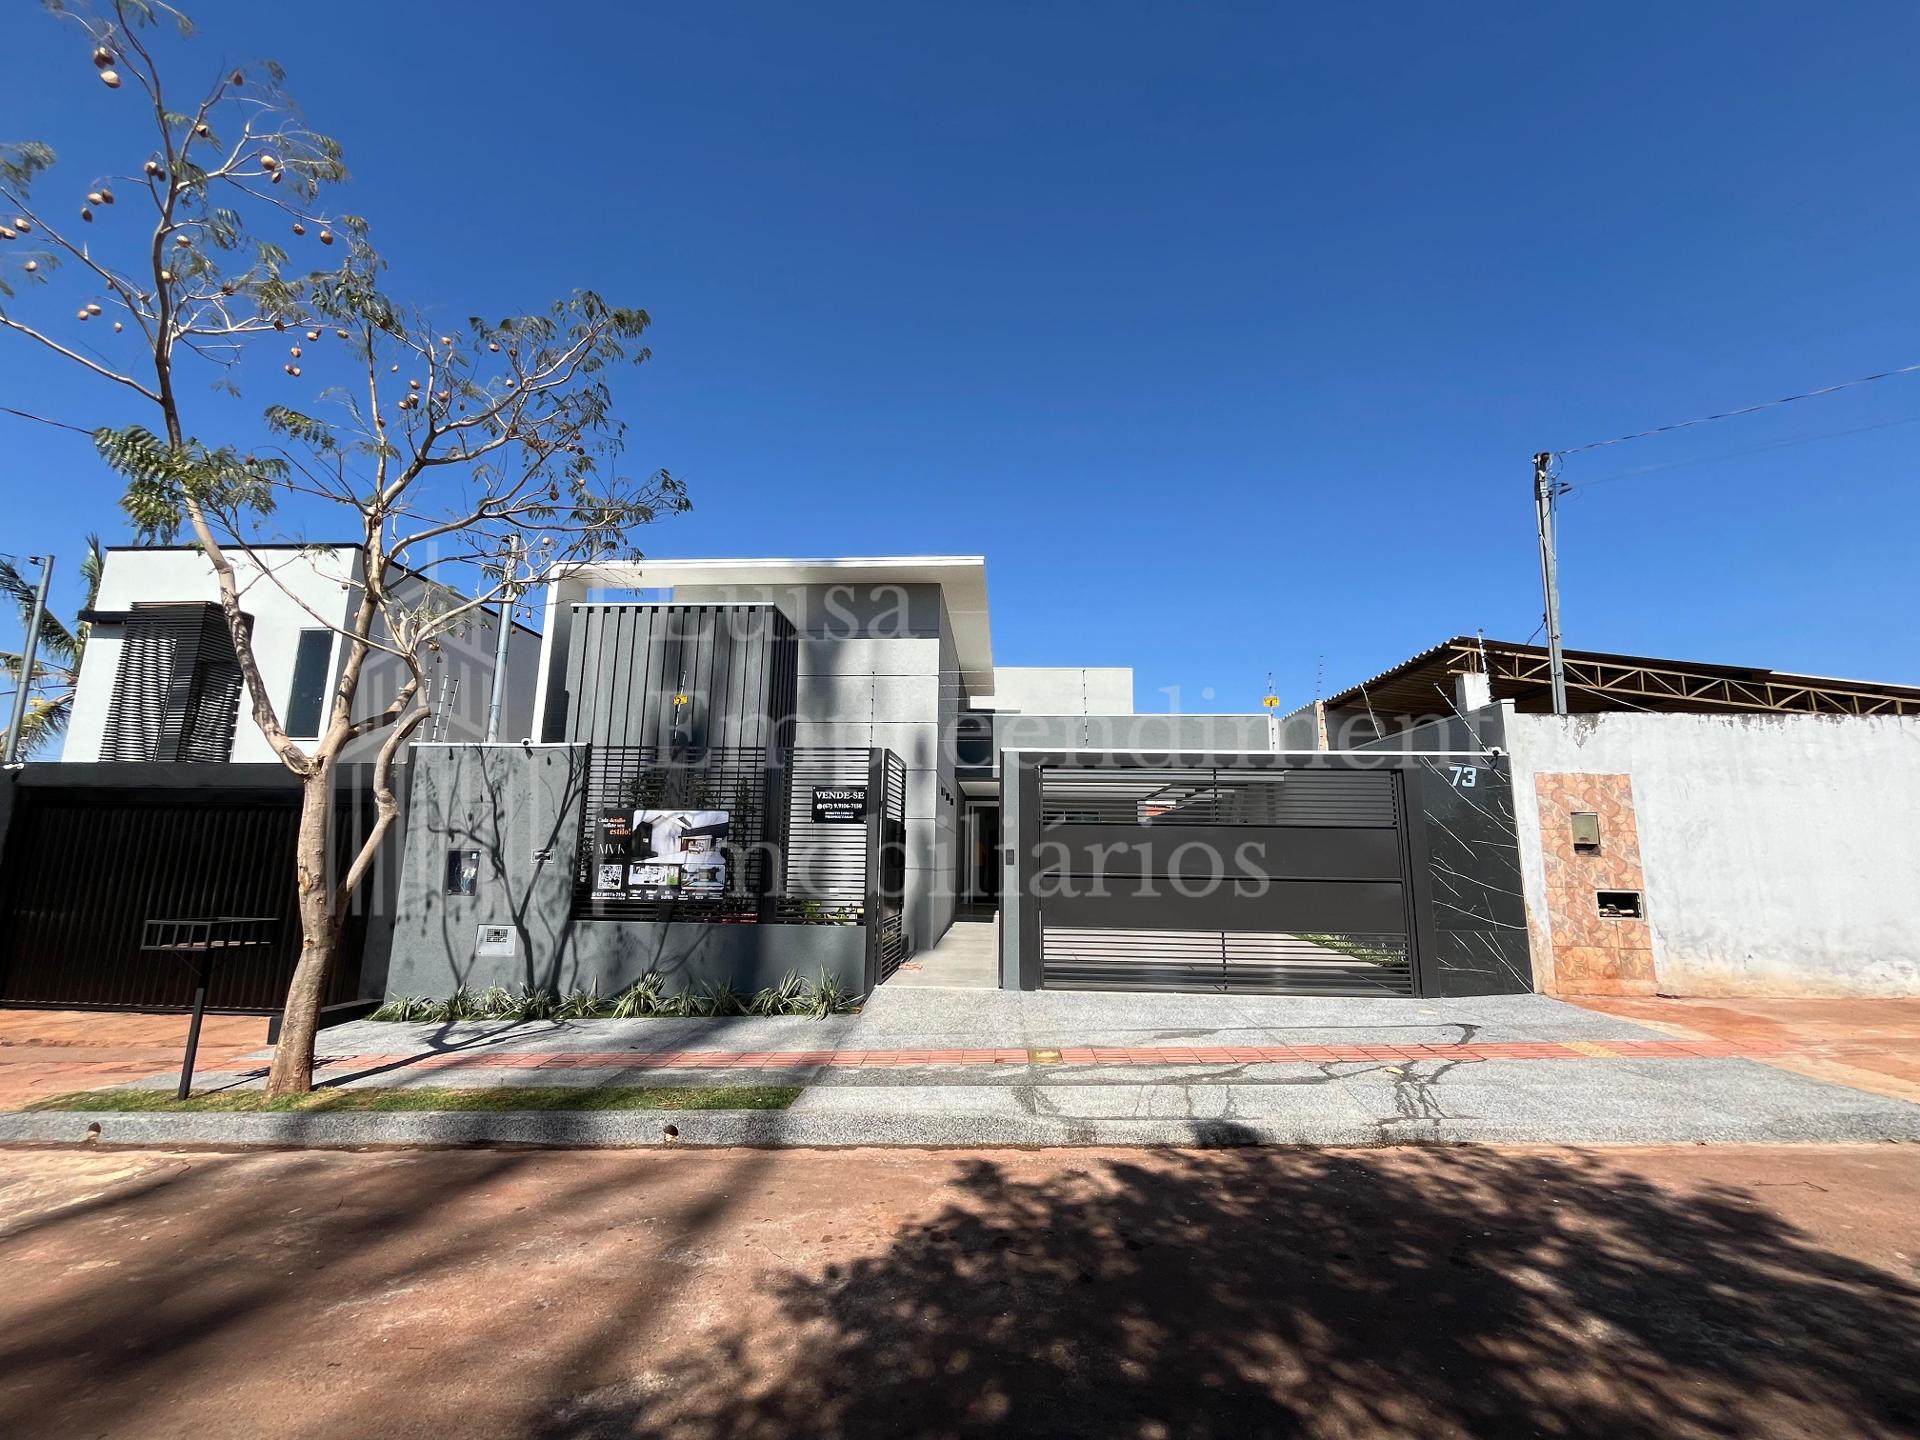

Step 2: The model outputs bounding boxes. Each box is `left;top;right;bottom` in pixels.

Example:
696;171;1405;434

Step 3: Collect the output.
884;919;998;989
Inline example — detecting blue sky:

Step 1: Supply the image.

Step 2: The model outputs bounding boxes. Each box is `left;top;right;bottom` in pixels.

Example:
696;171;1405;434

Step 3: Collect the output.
4;1;1918;710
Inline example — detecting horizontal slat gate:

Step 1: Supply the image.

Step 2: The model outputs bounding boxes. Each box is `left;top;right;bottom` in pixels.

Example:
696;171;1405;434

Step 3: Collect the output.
1036;767;1416;996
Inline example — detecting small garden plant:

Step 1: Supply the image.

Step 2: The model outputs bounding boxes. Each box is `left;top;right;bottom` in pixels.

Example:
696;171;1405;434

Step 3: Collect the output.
368;969;858;1022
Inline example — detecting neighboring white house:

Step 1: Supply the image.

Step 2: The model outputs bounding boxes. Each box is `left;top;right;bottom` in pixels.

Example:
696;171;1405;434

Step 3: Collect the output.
63;545;539;765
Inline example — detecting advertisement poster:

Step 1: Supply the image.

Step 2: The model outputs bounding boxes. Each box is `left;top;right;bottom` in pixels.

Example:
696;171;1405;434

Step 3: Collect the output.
594;809;635;896
625;809;730;898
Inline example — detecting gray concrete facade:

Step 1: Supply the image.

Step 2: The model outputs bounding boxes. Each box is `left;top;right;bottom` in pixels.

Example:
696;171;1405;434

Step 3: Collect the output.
383;744;868;1000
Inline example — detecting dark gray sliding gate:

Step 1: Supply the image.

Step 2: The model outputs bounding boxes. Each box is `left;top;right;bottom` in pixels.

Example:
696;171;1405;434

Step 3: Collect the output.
1009;751;1534;998
1032;766;1414;994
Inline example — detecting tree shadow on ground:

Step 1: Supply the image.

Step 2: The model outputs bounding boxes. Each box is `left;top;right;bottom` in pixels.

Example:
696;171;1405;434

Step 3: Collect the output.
0;1143;1915;1439
545;1145;1920;1440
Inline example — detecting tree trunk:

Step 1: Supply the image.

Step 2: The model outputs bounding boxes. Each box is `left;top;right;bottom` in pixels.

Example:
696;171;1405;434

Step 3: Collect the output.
265;773;339;1097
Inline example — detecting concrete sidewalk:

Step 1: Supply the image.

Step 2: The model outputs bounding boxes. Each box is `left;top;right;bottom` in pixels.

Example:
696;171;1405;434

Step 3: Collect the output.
6;990;1919;1149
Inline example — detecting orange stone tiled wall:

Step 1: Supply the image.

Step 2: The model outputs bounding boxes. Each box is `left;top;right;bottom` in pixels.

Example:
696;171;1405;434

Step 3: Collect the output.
1533;772;1658;996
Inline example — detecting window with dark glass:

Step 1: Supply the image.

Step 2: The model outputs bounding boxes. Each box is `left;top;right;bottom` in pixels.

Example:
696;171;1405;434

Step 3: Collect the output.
446;849;480;896
285;629;334;738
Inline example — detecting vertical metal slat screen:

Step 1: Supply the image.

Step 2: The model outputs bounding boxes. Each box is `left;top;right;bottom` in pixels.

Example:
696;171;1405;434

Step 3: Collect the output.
0;791;367;1011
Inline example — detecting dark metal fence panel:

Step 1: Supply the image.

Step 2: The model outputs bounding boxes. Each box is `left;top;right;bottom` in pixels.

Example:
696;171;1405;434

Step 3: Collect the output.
570;747;903;972
0;790;365;1011
872;750;909;981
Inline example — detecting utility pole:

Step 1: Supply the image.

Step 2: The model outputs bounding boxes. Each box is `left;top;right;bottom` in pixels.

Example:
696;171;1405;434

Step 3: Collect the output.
4;553;54;765
1532;453;1569;716
484;540;520;743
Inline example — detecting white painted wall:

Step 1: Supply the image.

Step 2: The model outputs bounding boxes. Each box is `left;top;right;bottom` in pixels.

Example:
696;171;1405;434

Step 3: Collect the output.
1505;709;1920;997
65;546;534;764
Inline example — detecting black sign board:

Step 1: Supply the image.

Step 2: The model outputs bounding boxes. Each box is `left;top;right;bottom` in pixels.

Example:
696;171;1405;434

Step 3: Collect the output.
811;785;868;824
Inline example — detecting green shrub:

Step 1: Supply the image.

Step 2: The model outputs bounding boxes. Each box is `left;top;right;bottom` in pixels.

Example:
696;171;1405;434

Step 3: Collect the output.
474;985;515;1020
611;971;666;1018
807;971;854;1017
369;995;434;1022
688;981;745;1018
555;983;607;1020
749;970;806;1017
504;985;556;1022
441;985;481;1022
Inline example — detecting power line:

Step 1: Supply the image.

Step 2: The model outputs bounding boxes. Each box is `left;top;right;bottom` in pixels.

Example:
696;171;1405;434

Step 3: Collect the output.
1564;412;1920;493
1556;360;1920;457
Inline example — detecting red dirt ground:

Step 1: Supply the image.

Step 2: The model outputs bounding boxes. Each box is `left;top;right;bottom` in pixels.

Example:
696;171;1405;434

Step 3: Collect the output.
0;1143;1914;1439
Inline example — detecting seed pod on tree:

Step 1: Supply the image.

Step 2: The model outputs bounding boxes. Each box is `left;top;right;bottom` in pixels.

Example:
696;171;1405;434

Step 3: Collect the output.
87;191;104;205
144;159;162;177
85;302;102;315
80;207;93;222
99;68;121;88
10;217;28;232
318;229;334;245
92;45;114;68
291;222;305;235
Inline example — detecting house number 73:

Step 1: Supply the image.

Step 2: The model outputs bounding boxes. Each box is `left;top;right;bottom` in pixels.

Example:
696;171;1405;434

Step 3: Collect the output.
1448;765;1479;788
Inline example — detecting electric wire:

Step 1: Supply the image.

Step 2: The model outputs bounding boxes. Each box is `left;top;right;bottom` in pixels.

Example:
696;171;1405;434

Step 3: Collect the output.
1557;360;1920;457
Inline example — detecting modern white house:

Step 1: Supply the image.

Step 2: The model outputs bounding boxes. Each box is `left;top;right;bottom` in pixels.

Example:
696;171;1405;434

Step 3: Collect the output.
62;544;538;765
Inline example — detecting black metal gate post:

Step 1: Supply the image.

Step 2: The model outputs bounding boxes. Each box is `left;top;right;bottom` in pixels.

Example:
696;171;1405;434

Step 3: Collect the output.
177;952;214;1100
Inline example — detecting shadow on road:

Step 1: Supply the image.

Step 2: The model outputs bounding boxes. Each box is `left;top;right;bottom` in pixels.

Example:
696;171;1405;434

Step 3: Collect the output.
0;1144;1914;1439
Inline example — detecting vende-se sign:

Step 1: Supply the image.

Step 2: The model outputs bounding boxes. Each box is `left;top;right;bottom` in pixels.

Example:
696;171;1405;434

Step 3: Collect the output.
811;785;868;824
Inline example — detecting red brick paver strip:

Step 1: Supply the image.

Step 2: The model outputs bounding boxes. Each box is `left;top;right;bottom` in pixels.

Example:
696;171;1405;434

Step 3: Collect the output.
278;1036;1861;1079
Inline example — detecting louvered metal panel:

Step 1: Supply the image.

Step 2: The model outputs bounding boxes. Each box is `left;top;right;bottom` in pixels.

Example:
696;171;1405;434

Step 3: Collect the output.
1040;768;1396;828
556;604;797;751
99;603;244;763
1041;927;1413;995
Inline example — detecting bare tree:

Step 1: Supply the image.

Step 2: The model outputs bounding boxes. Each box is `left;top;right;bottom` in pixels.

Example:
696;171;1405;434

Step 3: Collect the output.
1;0;688;1094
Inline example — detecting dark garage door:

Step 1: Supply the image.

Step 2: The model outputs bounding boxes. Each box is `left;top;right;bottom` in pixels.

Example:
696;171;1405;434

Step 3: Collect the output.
0;790;364;1012
1032;766;1417;995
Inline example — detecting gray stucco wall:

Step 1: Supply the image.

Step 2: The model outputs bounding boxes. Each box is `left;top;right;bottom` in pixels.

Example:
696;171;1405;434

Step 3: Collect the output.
991;712;1275;758
1504;710;1920;997
385;744;868;999
785;583;952;955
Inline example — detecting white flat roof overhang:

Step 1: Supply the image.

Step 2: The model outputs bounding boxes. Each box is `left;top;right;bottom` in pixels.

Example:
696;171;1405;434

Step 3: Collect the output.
548;555;994;693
